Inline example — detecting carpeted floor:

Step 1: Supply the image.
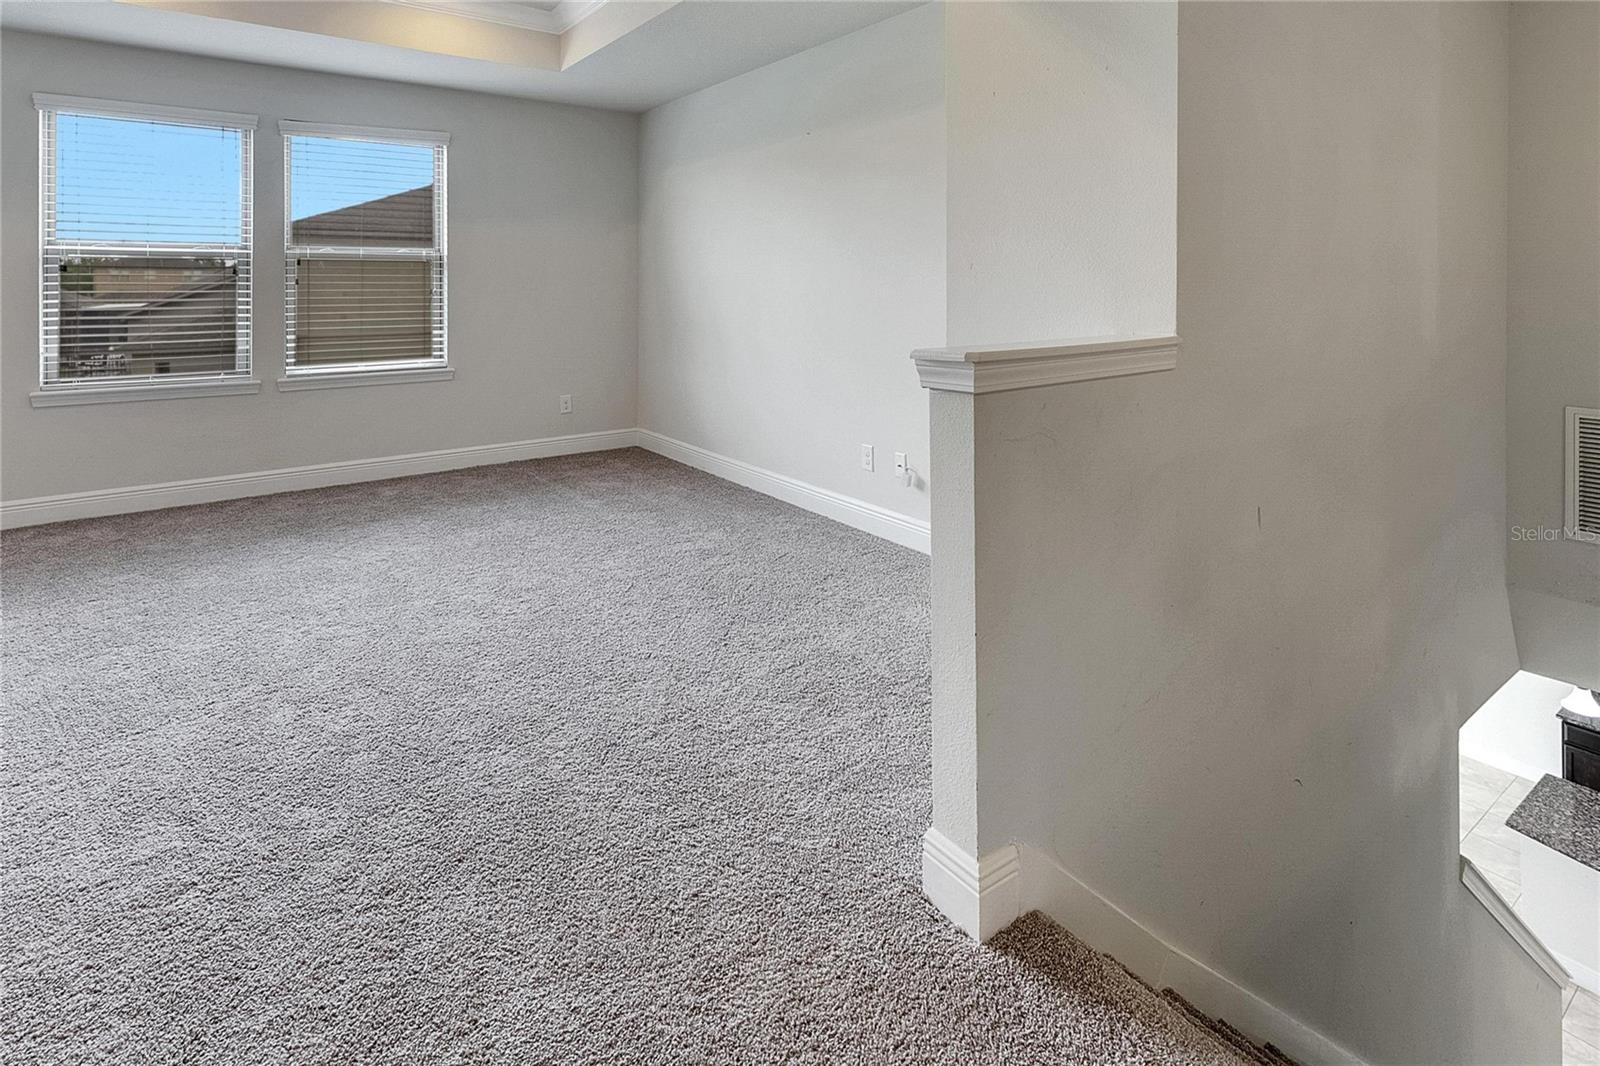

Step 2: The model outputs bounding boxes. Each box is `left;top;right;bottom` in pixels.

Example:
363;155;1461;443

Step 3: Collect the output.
2;448;1254;1065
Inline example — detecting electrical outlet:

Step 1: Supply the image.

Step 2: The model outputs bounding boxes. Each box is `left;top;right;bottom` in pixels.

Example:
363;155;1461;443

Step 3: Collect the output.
894;451;915;488
860;444;874;472
559;394;573;414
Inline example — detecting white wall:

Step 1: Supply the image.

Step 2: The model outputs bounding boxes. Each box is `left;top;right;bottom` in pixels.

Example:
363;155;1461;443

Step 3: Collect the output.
945;3;1556;1063
927;0;1177;862
1461;670;1570;783
0;31;639;503
637;3;943;524
1506;2;1600;691
945;0;1176;344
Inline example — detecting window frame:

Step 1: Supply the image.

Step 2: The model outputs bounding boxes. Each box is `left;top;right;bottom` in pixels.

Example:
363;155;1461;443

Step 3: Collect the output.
33;94;257;401
280;120;449;382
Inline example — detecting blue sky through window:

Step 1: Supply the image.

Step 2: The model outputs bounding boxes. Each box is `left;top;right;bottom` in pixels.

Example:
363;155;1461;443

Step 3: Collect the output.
289;135;434;223
55;113;243;244
53;116;435;245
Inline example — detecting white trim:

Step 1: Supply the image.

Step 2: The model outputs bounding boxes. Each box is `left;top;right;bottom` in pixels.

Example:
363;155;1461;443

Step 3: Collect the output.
31;93;257;129
635;430;930;554
1;429;936;550
277;367;454;391
1565;406;1599;543
911;335;1179;394
920;829;1022;943
278;119;449;146
281;128;447;374
1460;856;1571;986
551;0;608;32
30;379;261;407
1560;954;1600;998
1457;744;1553;790
0;429;637;529
384;0;605;35
37;105;254;389
1016;844;1369;1066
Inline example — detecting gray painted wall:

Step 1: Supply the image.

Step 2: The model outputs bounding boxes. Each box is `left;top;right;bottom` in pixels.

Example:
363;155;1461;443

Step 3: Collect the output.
944;0;1176;345
1506;2;1600;690
638;4;943;523
1;31;639;502
947;4;1555;1062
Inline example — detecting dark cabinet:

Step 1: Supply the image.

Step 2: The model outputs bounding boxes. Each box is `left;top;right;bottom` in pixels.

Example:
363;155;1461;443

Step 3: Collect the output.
1564;720;1600;792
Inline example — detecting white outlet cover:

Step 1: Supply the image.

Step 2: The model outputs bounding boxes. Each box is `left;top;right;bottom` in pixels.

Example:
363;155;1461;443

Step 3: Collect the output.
861;444;874;471
560;395;572;413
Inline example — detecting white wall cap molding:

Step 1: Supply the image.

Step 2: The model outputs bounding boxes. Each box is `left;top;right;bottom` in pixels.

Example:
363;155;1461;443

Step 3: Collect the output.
911;335;1179;394
32;92;258;129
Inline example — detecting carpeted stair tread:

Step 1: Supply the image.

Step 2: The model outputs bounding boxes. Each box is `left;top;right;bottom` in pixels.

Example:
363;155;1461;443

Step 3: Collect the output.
1161;988;1303;1066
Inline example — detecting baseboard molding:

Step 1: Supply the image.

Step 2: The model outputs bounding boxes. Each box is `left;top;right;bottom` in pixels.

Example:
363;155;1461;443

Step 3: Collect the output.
917;833;1367;1065
1457;746;1554;791
2;428;935;553
1556;950;1600;997
636;429;930;554
1460;856;1571;988
920;828;1022;942
0;429;639;529
1014;844;1368;1065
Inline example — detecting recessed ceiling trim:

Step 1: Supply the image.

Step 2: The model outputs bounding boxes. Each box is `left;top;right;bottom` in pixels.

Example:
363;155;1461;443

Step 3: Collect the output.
384;0;606;35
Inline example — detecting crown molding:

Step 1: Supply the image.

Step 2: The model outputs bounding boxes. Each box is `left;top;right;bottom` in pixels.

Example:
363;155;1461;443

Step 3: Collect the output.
384;0;606;35
911;335;1179;395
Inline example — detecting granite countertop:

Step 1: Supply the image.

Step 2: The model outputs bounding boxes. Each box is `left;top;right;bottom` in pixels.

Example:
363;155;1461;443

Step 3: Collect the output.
1507;774;1600;872
1558;703;1600;733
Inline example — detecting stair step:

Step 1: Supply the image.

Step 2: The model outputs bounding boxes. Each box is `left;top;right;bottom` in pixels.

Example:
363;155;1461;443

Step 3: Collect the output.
1160;988;1302;1066
987;911;1301;1066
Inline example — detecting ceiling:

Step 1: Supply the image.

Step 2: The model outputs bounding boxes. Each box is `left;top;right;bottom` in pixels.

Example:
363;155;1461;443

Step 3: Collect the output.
0;0;920;111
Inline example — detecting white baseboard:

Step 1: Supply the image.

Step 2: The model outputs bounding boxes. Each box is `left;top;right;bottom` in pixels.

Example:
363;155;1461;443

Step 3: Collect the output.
920;828;1022;942
0;429;639;529
636;429;930;554
1;428;934;555
1015;844;1367;1065
1460;856;1571;989
1458;746;1554;790
919;829;1366;1065
1557;951;1600;998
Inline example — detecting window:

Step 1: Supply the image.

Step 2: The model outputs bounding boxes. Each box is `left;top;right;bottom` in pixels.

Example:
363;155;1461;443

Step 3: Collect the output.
282;122;448;375
35;95;255;391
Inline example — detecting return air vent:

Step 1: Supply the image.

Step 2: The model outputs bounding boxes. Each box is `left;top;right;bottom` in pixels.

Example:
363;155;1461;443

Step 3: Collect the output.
1569;407;1600;543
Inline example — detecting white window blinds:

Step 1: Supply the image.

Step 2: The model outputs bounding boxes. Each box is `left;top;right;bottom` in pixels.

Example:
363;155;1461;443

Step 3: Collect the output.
36;95;255;388
282;123;448;373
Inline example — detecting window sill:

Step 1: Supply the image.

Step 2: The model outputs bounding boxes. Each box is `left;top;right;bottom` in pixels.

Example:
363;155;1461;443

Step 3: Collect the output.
30;379;261;407
277;367;454;392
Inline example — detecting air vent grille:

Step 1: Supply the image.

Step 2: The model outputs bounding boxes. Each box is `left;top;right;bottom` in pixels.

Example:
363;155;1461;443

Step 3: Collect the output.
1570;407;1600;543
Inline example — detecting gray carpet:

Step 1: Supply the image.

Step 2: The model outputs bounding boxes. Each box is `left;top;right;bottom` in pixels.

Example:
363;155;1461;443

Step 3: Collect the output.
2;448;1252;1065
